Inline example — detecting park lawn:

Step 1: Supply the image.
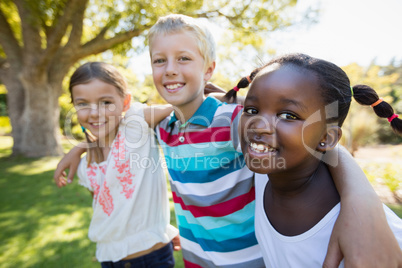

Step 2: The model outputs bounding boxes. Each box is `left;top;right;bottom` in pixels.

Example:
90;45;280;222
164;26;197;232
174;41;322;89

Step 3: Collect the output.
1;135;401;268
0;136;184;268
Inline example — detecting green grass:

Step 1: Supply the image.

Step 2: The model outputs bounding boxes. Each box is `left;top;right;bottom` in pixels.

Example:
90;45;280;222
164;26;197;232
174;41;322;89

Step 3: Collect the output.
0;136;184;268
1;136;401;268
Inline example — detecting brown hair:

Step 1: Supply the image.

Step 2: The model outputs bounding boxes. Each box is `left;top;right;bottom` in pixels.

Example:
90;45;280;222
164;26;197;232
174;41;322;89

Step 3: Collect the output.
69;62;128;165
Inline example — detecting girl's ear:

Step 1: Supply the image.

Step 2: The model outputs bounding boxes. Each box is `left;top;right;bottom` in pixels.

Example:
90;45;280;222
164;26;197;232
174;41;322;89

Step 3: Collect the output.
123;93;131;112
204;61;216;82
317;126;342;152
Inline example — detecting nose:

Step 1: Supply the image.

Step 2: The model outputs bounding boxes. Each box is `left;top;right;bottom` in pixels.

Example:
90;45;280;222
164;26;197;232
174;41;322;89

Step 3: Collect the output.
249;115;276;135
89;104;99;117
165;60;178;76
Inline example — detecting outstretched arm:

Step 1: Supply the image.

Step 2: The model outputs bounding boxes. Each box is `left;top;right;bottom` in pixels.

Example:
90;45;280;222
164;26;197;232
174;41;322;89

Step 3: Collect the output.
324;145;402;267
54;143;86;187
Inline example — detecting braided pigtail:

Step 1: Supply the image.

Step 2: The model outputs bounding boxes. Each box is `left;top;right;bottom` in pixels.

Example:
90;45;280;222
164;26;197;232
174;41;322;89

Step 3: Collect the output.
81;126;104;166
352;84;402;135
223;68;261;103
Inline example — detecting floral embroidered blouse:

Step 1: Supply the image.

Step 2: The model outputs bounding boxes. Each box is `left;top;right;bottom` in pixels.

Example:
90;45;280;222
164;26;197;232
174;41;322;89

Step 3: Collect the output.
77;102;178;262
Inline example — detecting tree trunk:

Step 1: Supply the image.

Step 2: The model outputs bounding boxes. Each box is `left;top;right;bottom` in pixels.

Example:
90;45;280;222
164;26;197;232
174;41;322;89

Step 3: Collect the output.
2;69;25;154
11;72;63;157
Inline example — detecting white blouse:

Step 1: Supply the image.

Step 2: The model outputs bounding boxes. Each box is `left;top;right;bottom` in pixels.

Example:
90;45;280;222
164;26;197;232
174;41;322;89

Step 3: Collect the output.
77;102;178;262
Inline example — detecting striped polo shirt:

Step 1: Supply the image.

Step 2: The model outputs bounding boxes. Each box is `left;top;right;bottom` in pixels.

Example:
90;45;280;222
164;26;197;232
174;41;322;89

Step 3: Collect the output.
156;96;264;268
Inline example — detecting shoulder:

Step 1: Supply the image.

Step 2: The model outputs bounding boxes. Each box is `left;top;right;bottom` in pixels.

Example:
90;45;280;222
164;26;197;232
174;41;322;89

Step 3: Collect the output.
122;102;150;132
124;102;147;118
214;102;243;123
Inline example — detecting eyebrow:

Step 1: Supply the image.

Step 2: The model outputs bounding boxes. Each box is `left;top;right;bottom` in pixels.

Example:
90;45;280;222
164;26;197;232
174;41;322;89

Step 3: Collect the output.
245;95;308;112
73;95;115;102
73;97;86;102
278;98;308;112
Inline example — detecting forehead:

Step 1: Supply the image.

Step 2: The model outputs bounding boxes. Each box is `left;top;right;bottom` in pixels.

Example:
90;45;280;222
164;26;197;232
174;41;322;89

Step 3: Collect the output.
247;65;323;110
150;30;199;51
252;65;318;94
72;79;120;98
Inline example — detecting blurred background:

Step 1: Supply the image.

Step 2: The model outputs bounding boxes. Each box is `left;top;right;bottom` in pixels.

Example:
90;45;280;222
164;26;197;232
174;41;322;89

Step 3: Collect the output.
0;0;401;267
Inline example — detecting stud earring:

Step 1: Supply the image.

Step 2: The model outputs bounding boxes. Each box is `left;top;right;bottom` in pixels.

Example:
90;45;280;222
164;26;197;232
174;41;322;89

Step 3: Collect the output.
320;142;325;147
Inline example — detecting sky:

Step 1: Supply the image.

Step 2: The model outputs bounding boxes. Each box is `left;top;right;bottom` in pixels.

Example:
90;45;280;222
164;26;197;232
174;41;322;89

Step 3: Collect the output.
274;0;402;67
129;0;402;77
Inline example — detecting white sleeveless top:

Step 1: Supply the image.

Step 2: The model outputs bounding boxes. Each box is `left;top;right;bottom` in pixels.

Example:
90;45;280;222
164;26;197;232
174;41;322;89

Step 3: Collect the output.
254;172;402;267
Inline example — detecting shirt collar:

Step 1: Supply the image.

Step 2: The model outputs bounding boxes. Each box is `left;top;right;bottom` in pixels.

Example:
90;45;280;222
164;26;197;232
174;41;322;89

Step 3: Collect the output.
168;96;222;127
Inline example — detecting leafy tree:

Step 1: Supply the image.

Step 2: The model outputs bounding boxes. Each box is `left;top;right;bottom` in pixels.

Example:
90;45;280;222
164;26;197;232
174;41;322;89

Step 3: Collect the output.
0;0;300;157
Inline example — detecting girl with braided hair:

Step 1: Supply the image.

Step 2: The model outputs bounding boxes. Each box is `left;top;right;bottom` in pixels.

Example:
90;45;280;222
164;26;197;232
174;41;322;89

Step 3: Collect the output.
236;53;402;267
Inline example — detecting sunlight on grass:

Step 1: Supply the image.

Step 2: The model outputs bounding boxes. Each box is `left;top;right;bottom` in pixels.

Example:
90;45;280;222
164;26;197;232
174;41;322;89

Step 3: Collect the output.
0;136;183;268
0;135;12;156
7;157;62;175
0;136;98;267
1;135;398;268
21;211;91;263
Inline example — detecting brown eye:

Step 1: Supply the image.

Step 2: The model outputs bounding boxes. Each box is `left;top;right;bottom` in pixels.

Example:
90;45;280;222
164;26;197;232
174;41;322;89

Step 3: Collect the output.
278;112;298;120
245;108;258;115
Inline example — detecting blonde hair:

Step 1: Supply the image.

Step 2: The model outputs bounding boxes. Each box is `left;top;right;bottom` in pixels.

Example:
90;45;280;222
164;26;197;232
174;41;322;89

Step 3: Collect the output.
148;14;216;69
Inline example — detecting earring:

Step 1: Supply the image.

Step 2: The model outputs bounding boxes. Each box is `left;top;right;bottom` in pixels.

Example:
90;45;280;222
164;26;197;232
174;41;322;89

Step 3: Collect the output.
320;142;325;147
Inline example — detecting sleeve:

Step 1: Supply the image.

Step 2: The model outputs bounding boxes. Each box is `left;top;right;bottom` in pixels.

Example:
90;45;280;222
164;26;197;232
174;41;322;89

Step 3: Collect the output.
123;102;153;150
77;156;93;191
230;105;243;153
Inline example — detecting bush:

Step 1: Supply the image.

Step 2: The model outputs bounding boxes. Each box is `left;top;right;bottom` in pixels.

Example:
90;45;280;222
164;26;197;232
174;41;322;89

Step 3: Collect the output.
383;164;401;193
0;94;7;116
0;116;11;135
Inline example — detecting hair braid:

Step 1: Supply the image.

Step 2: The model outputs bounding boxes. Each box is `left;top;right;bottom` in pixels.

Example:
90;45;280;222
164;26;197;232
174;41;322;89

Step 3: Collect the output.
353;84;402;135
223;68;261;103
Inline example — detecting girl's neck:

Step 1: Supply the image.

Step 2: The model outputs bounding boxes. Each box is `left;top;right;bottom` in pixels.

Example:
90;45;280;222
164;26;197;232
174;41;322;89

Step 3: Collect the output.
98;126;119;150
267;160;321;195
264;161;341;236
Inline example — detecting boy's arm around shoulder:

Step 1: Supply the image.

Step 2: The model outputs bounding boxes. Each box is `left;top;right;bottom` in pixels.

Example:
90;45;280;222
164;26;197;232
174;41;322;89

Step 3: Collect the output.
143;104;173;129
324;145;402;267
54;143;87;188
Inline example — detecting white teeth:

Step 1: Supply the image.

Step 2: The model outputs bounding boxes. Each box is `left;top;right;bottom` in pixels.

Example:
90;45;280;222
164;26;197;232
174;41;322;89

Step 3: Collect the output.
92;122;104;126
166;83;182;90
250;142;276;153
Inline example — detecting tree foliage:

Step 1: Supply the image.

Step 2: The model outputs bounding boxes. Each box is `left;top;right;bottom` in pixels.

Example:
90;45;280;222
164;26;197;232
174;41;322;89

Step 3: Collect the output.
0;0;302;157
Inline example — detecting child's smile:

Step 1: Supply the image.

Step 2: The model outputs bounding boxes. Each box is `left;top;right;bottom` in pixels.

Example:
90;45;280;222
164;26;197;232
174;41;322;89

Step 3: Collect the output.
249;142;278;154
165;82;185;93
